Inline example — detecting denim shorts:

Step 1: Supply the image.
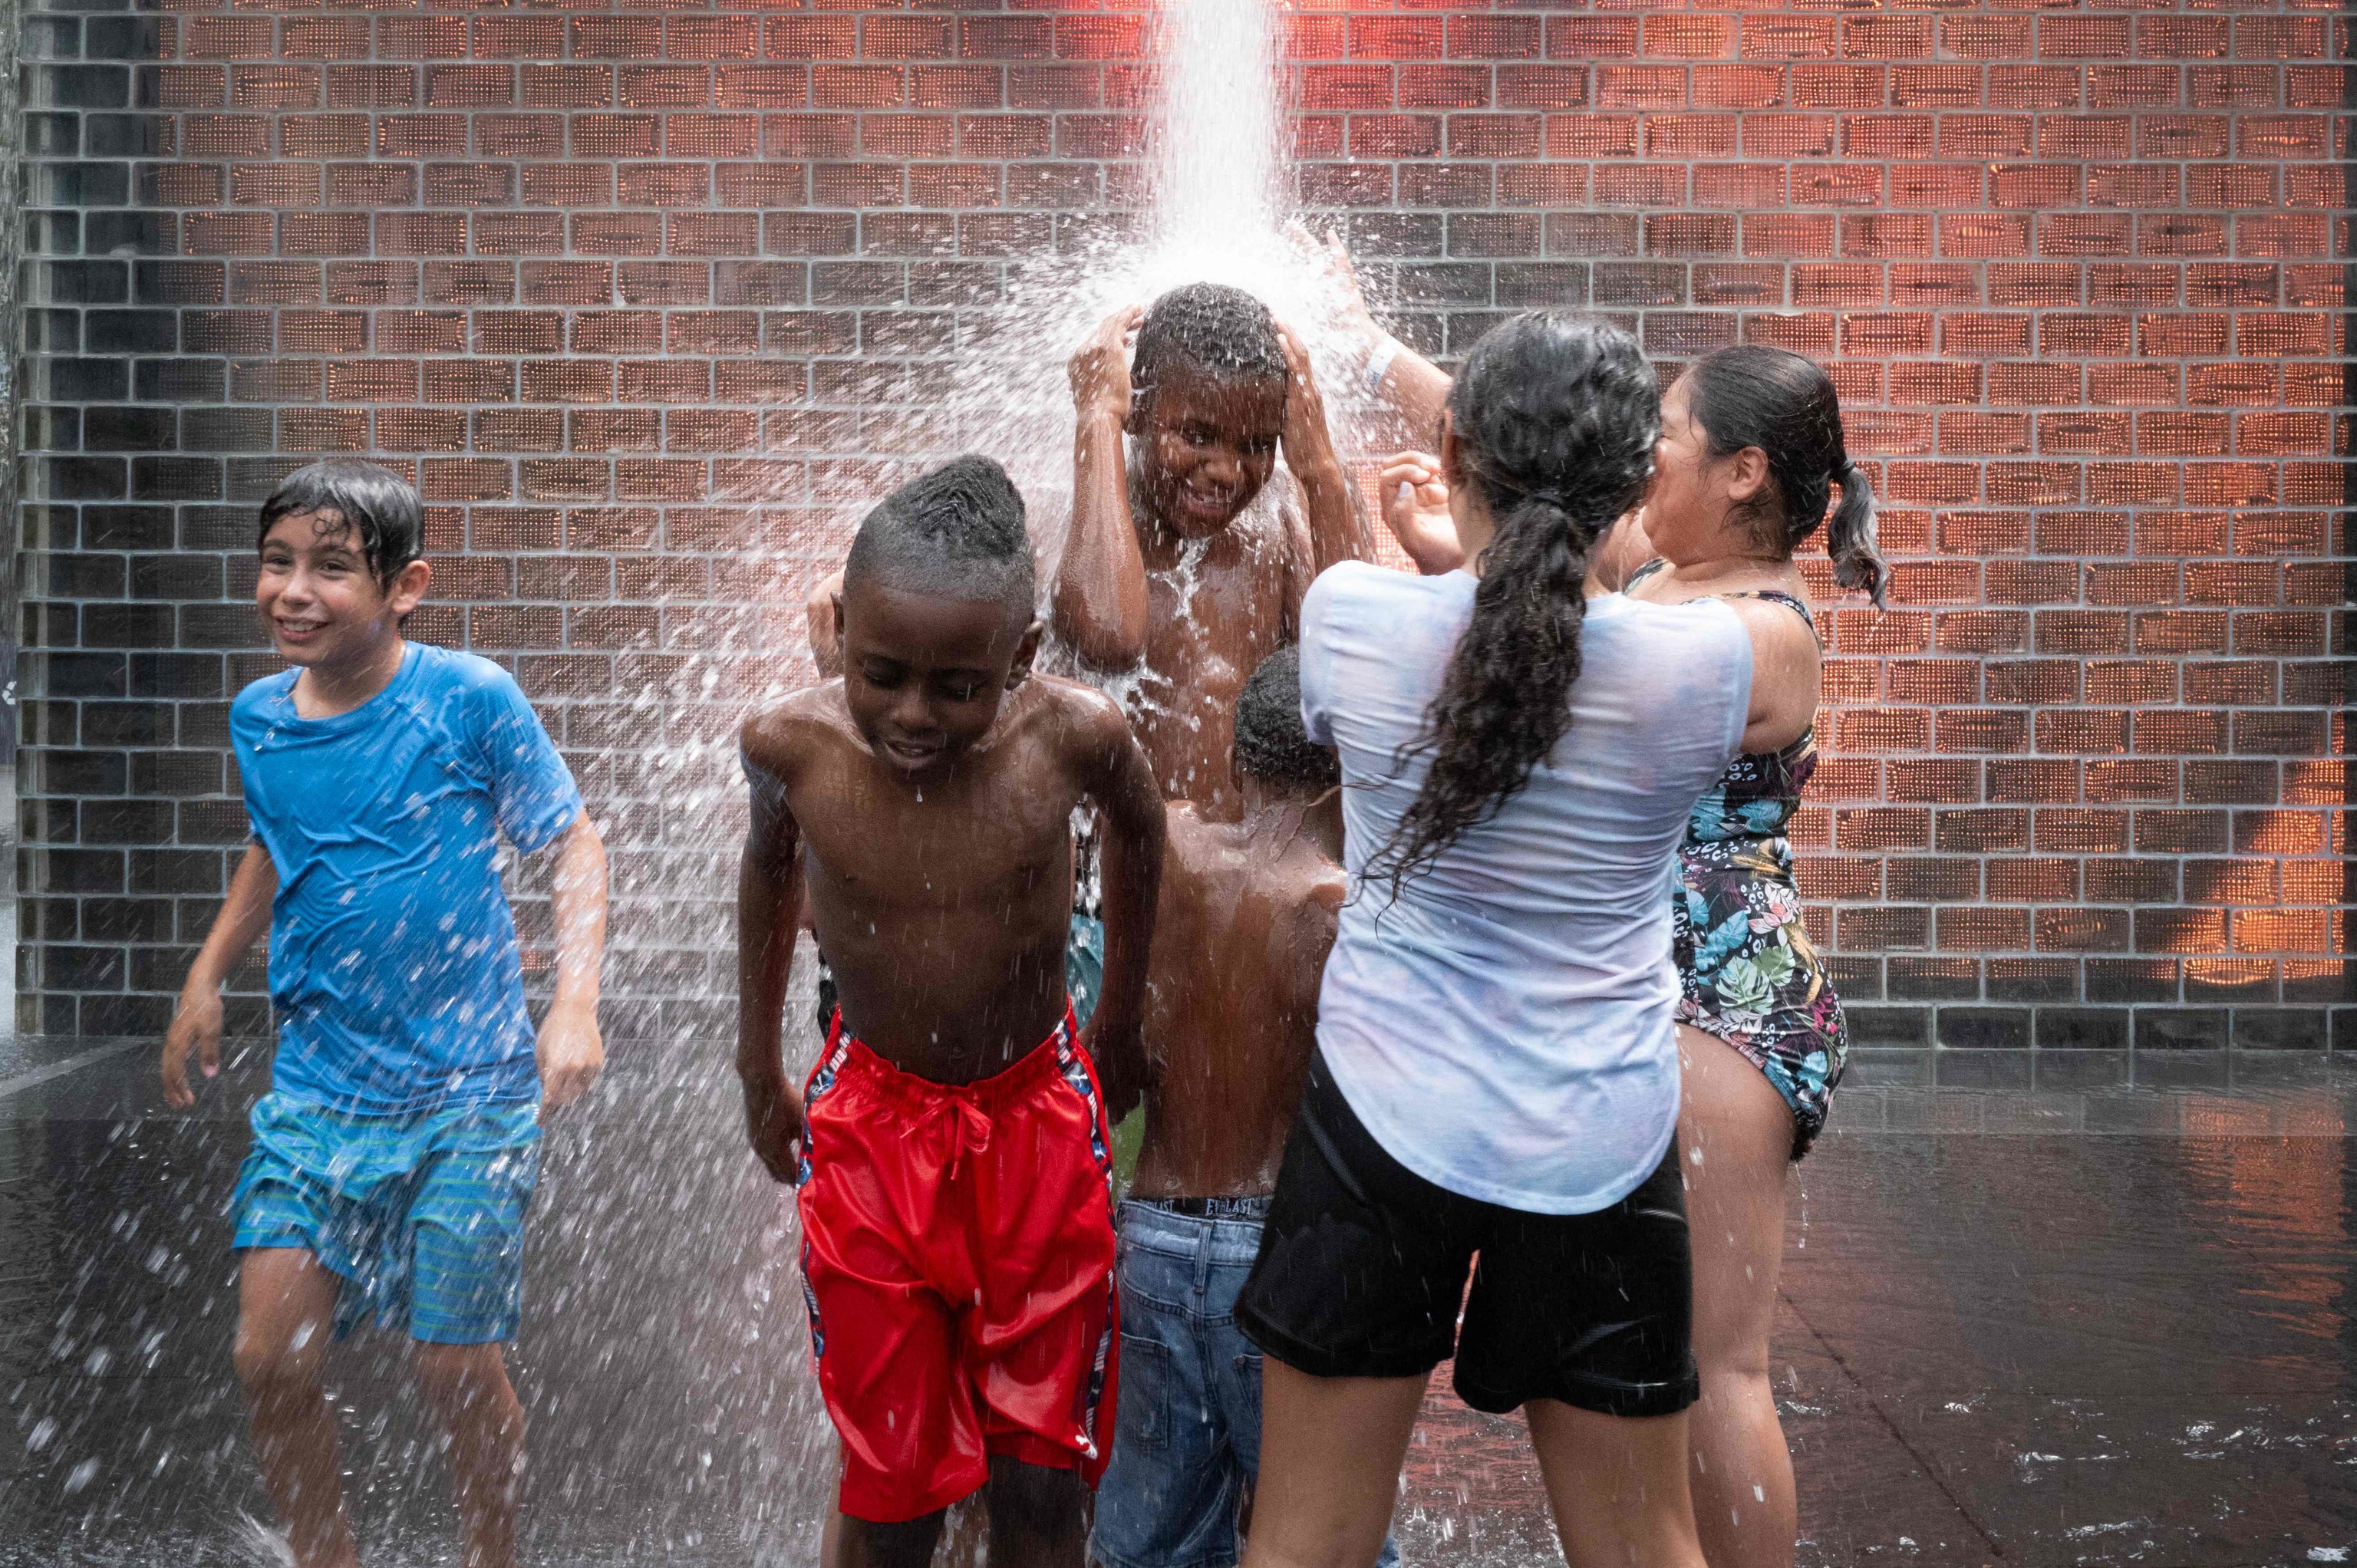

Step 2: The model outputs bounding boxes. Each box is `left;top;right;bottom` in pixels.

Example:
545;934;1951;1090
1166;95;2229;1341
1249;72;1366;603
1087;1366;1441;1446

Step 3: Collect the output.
1091;1199;1399;1568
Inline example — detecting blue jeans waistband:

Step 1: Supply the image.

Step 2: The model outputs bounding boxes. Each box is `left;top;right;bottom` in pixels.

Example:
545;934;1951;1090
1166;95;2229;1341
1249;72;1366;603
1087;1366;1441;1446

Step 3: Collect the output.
1128;1194;1272;1221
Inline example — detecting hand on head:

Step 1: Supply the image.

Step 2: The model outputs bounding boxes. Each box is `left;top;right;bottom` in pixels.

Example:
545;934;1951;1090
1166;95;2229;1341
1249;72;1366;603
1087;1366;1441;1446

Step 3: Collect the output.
1377;450;1465;575
1070;305;1144;423
1274;321;1337;477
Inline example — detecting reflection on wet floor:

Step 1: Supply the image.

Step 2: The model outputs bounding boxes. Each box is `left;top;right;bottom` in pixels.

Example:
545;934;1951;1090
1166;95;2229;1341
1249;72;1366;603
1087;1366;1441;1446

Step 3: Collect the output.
4;1039;2354;1566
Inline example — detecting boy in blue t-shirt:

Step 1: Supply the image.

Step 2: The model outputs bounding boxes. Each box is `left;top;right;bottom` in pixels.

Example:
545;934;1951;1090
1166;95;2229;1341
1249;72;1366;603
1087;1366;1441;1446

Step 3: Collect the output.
162;459;608;1568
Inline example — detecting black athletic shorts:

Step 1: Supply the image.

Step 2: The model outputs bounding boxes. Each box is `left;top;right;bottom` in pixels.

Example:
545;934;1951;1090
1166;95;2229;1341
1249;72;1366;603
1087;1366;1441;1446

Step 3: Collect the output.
1236;1052;1698;1418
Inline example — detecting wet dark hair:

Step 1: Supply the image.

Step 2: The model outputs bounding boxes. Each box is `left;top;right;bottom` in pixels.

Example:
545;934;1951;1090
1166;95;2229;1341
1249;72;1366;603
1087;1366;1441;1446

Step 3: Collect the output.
1131;283;1287;406
1684;344;1885;608
842;453;1036;616
1232;646;1338;791
255;459;422;587
1370;313;1658;896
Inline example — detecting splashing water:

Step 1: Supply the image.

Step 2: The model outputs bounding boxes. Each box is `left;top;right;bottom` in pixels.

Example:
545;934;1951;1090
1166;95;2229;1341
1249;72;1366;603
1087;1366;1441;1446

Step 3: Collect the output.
803;0;1395;753
229;1511;295;1567
1152;0;1285;277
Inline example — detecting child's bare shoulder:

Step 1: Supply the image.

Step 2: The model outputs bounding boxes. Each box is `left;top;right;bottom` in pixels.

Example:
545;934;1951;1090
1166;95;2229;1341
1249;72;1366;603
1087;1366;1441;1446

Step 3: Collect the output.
1028;672;1129;747
740;682;850;776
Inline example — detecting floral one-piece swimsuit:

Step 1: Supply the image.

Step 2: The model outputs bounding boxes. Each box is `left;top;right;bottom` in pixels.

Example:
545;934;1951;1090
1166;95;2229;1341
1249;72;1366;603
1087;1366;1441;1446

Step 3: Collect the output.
1634;562;1849;1156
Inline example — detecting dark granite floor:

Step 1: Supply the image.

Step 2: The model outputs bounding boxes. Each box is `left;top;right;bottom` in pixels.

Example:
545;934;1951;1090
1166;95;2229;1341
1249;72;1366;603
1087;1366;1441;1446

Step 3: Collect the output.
4;1033;2355;1566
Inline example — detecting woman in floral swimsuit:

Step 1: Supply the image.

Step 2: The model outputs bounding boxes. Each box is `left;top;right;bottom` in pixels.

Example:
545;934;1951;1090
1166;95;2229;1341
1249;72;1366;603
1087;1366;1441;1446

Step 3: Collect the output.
1623;345;1883;1568
1634;565;1846;1150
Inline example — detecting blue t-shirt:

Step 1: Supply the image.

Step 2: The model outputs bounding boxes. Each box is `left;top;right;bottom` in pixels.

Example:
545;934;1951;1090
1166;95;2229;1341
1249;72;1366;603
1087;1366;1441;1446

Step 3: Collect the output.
232;643;583;1114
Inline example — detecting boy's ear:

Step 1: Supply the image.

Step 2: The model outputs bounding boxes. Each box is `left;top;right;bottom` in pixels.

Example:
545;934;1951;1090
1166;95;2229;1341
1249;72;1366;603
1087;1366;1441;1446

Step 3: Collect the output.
829;589;846;651
1438;413;1465;486
1004;619;1045;688
387;558;432;618
1122;394;1146;439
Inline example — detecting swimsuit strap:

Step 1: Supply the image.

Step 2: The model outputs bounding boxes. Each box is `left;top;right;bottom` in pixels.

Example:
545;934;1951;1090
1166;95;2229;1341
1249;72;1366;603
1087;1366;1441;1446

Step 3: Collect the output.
1624;558;1819;637
1719;588;1818;634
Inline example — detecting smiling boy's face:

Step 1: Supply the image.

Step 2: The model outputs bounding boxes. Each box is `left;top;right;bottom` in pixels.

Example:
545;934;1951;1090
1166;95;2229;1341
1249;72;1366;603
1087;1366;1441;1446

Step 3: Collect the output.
1127;367;1284;539
255;509;426;670
836;575;1041;782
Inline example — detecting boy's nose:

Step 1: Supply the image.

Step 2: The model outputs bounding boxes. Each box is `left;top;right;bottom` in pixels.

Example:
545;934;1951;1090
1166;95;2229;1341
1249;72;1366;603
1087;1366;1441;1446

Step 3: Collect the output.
890;687;937;732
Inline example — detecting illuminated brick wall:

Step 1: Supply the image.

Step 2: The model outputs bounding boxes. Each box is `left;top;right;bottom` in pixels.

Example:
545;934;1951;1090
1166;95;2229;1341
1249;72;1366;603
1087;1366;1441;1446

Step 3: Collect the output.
15;0;2354;1069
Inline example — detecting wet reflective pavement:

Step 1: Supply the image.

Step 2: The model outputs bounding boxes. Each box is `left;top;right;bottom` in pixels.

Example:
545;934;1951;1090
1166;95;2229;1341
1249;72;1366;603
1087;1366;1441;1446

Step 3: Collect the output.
5;1035;2355;1566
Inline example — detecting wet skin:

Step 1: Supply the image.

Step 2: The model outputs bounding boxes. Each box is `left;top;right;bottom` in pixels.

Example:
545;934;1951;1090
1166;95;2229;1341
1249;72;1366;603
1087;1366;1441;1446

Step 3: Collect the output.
1057;310;1373;813
737;576;1163;1566
1126;786;1346;1200
736;575;1165;1133
1093;371;1310;810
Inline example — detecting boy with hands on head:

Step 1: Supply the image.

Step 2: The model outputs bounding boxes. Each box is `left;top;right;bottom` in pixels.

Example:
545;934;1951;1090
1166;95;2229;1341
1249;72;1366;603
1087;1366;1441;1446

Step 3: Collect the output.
1056;285;1373;812
164;459;607;1568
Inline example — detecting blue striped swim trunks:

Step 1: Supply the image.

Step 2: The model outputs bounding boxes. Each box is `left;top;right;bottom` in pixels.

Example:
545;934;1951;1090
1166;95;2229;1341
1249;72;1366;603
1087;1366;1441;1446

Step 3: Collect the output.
232;1091;542;1346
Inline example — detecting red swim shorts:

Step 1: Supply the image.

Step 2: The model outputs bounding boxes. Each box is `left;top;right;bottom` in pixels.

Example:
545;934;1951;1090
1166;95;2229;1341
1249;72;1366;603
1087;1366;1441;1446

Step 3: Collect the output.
796;1006;1120;1524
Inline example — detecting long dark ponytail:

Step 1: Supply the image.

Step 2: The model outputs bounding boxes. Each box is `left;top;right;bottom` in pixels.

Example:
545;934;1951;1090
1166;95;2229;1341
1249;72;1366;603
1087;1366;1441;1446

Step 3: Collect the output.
1685;344;1886;607
1368;314;1659;896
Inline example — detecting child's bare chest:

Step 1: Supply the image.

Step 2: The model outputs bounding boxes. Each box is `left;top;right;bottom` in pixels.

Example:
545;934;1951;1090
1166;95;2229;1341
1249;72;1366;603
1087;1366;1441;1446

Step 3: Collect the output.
796;756;1081;908
1141;549;1288;703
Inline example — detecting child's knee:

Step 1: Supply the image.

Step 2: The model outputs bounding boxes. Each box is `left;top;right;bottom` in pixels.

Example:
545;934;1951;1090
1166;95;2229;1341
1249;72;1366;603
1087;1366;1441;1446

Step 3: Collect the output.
232;1315;329;1395
410;1341;510;1411
983;1458;1086;1540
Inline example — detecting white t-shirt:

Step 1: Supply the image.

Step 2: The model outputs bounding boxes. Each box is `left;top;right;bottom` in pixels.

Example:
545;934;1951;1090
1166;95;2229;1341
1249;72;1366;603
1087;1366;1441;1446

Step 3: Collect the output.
1300;563;1754;1214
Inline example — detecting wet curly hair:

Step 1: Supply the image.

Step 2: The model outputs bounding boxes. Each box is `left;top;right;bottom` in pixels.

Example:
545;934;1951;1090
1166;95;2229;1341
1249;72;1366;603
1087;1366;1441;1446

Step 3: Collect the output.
256;459;422;588
1130;282;1287;407
1232;646;1337;791
1368;313;1660;897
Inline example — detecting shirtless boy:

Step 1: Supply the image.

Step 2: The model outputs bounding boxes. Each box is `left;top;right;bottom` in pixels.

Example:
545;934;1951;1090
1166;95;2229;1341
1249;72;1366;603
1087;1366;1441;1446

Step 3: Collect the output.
1055;284;1373;812
1088;648;1399;1568
736;456;1166;1567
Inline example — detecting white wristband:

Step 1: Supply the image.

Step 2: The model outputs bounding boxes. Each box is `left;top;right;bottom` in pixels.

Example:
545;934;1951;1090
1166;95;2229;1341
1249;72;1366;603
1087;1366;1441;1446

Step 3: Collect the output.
1360;333;1401;396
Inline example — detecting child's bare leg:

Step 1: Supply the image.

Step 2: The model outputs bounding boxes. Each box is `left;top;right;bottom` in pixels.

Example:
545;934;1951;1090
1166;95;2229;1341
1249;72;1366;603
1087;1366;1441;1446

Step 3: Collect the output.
982;1458;1088;1568
412;1342;526;1568
234;1249;359;1568
827;1507;947;1568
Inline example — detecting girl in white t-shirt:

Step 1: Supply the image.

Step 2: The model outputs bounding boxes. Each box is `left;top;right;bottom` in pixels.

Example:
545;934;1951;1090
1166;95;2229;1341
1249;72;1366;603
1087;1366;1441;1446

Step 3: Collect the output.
1233;314;1796;1568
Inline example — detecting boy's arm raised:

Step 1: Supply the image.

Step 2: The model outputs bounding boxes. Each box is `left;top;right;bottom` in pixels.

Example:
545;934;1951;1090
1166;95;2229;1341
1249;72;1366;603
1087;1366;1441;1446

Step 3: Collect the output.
1277;322;1376;578
1072;693;1165;1117
736;723;809;1184
538;812;608;1118
1296;225;1453;440
163;841;277;1106
1052;305;1151;669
